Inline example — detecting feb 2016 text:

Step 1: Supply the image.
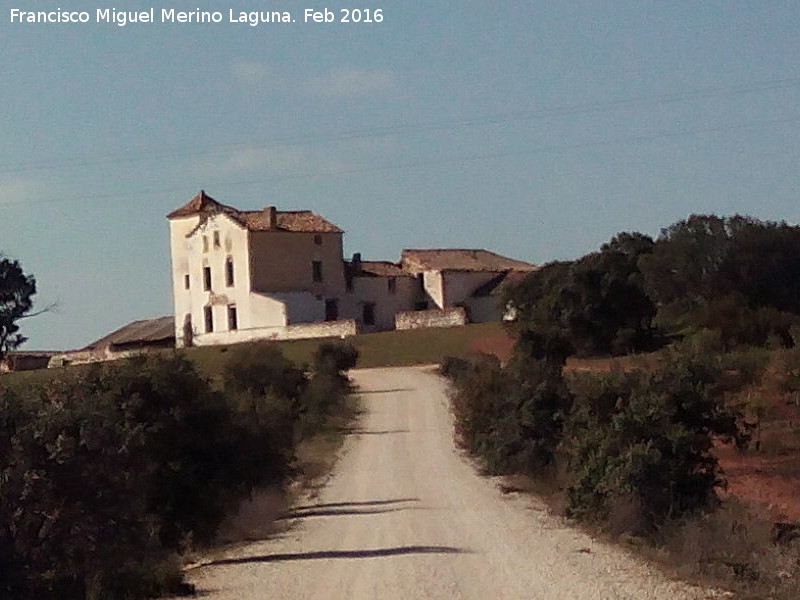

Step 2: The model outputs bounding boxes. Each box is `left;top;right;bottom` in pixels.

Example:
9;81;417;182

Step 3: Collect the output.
7;8;385;27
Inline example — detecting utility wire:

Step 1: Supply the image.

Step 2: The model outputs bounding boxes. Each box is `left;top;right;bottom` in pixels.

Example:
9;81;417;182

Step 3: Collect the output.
0;75;798;176
2;114;797;209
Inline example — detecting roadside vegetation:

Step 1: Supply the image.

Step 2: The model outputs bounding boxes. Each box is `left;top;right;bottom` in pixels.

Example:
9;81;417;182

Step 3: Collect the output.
444;214;800;599
0;341;358;600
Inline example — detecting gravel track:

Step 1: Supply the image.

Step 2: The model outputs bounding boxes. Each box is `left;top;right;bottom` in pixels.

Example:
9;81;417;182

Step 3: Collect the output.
187;366;712;599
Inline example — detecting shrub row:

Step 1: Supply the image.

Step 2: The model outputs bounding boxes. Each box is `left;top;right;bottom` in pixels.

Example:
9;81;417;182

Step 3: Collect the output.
0;341;357;599
443;347;745;535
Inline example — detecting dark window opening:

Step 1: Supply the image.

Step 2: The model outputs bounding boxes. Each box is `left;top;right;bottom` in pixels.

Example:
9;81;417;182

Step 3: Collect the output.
314;234;323;245
225;258;234;287
184;274;190;289
345;272;354;292
182;314;193;346
227;305;238;331
312;260;323;282
202;236;209;252
325;299;339;321
204;306;214;333
362;302;376;326
388;277;397;294
203;266;212;291
213;231;220;248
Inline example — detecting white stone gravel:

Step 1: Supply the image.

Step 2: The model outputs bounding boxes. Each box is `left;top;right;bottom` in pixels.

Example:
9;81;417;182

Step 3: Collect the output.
186;366;715;600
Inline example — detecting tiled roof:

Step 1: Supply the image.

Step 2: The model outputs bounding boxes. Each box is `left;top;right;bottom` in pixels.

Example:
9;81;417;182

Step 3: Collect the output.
168;191;343;233
166;190;238;219
240;210;343;233
84;316;175;350
401;249;538;273
346;260;410;278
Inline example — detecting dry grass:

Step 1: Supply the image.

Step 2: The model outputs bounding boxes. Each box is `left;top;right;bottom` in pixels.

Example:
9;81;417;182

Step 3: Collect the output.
654;500;800;599
190;389;363;568
291;392;363;502
216;487;288;544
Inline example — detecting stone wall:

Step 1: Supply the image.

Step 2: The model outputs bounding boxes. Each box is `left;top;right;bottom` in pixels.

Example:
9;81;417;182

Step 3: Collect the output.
395;307;467;330
193;319;359;345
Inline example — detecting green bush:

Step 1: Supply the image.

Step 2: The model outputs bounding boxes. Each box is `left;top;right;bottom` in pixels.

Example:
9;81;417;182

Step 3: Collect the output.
298;342;359;435
445;341;748;538
438;355;472;381
445;353;572;475
222;343;307;399
563;353;743;534
312;341;359;378
0;368;175;598
0;352;301;599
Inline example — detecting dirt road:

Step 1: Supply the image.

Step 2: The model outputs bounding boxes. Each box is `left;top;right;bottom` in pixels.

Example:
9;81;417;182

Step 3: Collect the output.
189;366;710;599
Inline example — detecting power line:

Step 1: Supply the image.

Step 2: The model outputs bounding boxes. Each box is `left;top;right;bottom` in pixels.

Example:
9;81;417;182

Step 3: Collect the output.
0;75;798;177
2;114;797;209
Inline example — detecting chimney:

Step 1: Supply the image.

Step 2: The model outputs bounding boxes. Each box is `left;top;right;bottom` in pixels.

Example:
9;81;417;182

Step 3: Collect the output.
352;252;362;274
264;205;277;229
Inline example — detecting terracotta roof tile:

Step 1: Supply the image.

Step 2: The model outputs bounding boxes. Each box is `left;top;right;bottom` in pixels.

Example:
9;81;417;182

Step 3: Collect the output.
168;191;343;234
346;260;410;278
401;249;538;273
241;210;343;233
166;190;238;219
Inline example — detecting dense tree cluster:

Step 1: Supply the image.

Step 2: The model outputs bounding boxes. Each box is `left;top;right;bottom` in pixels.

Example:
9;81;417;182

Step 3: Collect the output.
505;214;800;356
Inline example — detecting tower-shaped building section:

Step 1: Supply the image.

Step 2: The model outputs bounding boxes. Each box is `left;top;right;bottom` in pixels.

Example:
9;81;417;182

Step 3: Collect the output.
166;191;346;347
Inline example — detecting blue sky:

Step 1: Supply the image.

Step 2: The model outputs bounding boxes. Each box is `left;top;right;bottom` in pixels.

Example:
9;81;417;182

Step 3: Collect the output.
1;1;799;350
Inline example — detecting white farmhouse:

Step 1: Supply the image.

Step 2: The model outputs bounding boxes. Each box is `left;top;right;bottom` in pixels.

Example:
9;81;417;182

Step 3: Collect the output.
167;191;538;347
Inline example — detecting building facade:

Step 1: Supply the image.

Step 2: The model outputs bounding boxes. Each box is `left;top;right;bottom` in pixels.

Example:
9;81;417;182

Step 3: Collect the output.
167;191;537;347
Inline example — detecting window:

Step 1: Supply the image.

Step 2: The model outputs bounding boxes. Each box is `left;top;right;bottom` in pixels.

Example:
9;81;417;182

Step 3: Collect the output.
225;257;234;287
362;302;376;326
312;260;323;282
388;277;397;294
325;299;338;321
204;306;214;333
202;236;209;252
184;274;190;290
203;266;212;291
227;305;238;331
213;231;220;248
314;234;323;245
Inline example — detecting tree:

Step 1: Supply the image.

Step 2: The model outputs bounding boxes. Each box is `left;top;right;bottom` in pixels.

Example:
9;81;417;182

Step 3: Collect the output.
0;255;36;362
639;215;800;347
639;214;734;309
563;232;657;355
504;232;658;358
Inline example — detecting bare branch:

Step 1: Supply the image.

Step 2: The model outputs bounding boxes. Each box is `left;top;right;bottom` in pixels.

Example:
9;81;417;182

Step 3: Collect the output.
18;301;59;319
